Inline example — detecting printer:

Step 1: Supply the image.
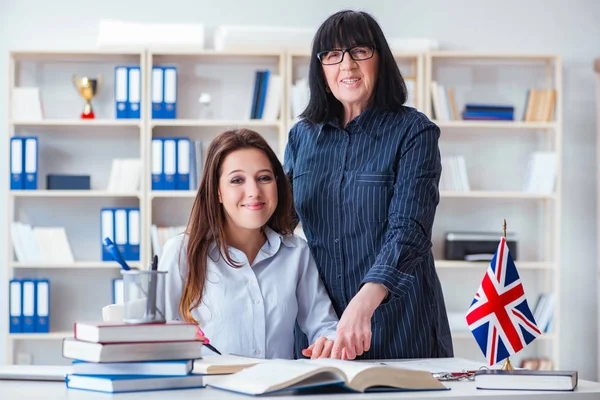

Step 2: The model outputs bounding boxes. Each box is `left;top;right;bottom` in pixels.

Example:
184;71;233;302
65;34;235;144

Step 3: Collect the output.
444;231;518;261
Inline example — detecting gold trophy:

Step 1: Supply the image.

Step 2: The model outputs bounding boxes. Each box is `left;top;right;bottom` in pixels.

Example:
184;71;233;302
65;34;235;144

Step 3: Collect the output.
73;75;102;119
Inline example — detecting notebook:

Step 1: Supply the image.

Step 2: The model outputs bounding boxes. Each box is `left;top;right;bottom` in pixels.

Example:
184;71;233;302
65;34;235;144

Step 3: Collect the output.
207;358;447;395
475;369;578;391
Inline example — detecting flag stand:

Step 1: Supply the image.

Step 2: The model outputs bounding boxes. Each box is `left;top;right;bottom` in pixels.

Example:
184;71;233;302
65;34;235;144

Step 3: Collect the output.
501;357;515;371
500;219;515;372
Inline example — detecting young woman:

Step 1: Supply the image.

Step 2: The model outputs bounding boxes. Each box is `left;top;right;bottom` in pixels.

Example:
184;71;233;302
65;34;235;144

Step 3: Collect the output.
159;129;339;359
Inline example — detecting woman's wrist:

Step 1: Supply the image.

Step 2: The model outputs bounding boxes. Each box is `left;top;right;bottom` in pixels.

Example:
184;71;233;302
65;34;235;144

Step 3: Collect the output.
356;282;388;312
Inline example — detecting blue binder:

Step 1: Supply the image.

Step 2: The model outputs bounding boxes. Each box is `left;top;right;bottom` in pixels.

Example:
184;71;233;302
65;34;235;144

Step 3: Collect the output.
163;67;177;119
10;137;24;190
114;208;128;259
125;208;140;261
151;138;164;190
35;279;50;333
100;208;115;261
23;137;38;190
21;279;37;333
163;139;177;190
176;138;190;190
114;66;129;119
151;66;164;119
9;279;23;333
128;66;141;119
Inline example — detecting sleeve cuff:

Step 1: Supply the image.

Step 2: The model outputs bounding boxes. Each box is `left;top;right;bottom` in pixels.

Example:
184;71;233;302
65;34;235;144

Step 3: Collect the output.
361;264;416;299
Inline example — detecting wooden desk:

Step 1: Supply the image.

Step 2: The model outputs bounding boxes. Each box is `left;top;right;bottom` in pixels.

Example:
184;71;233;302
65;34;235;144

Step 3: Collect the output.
1;379;600;399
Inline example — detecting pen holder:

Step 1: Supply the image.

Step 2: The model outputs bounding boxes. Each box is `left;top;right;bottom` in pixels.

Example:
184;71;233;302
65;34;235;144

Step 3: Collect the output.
121;270;167;324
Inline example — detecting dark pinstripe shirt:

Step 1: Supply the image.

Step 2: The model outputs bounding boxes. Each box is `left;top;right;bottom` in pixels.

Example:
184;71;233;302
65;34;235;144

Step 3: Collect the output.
284;106;453;359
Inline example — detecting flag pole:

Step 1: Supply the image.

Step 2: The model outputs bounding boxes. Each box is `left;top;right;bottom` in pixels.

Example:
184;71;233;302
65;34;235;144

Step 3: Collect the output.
501;219;515;371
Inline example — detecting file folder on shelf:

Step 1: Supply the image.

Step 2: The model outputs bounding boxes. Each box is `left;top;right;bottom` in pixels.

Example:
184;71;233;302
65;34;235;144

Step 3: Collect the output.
151;138;164;190
163;67;177;119
10;137;23;190
101;208;115;261
163;139;177;190
35;279;50;333
114;66;128;119
22;280;36;333
126;208;140;261
9;279;23;333
24;137;38;190
128;66;141;119
176;138;190;190
114;209;128;259
151;67;164;119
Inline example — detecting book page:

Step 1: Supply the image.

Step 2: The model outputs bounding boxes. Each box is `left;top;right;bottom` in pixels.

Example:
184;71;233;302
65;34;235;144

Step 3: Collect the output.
299;358;372;382
208;360;343;395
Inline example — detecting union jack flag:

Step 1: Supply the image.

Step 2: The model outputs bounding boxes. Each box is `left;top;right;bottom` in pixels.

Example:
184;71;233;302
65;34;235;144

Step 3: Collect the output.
465;237;541;366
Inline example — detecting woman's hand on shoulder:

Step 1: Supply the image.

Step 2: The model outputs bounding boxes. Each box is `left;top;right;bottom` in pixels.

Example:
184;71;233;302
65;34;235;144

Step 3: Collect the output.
302;336;335;359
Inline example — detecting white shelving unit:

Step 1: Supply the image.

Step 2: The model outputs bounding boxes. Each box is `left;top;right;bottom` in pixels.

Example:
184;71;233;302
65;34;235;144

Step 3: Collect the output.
4;48;562;367
427;52;562;368
5;49;146;365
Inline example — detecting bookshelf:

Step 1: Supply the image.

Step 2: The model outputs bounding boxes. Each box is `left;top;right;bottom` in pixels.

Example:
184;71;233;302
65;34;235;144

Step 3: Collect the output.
427;52;562;368
4;49;562;367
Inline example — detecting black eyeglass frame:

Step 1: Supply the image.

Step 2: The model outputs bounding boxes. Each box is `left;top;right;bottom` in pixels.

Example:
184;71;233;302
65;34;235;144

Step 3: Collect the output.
316;45;376;65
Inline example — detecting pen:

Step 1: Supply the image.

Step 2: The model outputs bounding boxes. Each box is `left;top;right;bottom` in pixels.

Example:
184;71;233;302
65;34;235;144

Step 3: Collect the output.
104;237;133;271
146;255;159;319
197;327;222;355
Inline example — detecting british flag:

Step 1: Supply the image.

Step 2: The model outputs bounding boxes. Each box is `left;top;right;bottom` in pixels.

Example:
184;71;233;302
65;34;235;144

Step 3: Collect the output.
465;237;541;366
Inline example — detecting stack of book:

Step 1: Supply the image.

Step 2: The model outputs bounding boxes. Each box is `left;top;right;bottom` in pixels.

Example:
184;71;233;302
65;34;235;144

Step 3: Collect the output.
62;321;205;393
462;104;515;121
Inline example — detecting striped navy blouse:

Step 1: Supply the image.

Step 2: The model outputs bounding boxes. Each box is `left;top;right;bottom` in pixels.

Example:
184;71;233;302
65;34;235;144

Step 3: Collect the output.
284;106;453;359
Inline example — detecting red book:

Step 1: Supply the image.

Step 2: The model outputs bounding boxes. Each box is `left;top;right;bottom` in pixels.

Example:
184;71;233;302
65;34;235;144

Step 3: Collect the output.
74;321;198;343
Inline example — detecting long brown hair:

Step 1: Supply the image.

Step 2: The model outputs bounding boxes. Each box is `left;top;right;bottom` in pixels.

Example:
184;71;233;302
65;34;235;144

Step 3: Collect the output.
179;129;294;324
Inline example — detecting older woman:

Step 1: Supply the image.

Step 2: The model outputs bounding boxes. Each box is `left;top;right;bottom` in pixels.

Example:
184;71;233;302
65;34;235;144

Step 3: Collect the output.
284;10;453;360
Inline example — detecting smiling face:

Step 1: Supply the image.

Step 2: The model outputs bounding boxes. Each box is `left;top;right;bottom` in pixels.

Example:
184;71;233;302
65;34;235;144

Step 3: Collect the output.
322;46;379;117
218;148;278;234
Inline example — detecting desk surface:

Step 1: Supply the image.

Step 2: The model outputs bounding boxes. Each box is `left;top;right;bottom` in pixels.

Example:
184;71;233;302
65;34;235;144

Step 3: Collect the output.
1;380;600;399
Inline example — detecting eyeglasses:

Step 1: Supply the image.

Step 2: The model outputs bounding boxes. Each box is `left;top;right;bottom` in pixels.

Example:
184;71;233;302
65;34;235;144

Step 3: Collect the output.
317;45;376;65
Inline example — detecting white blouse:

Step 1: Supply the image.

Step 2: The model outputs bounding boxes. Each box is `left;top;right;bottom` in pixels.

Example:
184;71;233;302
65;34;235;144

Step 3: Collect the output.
158;227;338;359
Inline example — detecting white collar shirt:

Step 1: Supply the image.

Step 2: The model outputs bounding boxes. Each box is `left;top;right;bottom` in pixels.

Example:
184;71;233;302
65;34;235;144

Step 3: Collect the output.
158;227;338;359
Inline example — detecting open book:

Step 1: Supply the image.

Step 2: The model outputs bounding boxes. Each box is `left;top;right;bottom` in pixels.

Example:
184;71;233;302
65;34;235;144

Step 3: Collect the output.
207;358;447;395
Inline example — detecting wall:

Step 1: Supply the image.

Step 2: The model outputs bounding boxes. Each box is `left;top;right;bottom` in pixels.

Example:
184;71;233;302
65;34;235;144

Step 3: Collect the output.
1;0;599;379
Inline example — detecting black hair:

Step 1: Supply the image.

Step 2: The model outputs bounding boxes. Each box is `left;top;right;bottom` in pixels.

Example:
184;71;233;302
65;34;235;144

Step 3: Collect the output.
300;10;407;124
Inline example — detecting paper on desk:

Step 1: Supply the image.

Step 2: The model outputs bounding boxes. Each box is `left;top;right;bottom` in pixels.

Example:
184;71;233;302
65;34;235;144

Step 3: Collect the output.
0;365;72;381
383;357;489;373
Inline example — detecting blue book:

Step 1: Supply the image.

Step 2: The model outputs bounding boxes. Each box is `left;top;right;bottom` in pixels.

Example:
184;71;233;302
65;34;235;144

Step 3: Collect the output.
72;360;193;376
65;373;205;393
257;70;270;118
249;71;262;119
10;137;24;190
9;279;23;333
